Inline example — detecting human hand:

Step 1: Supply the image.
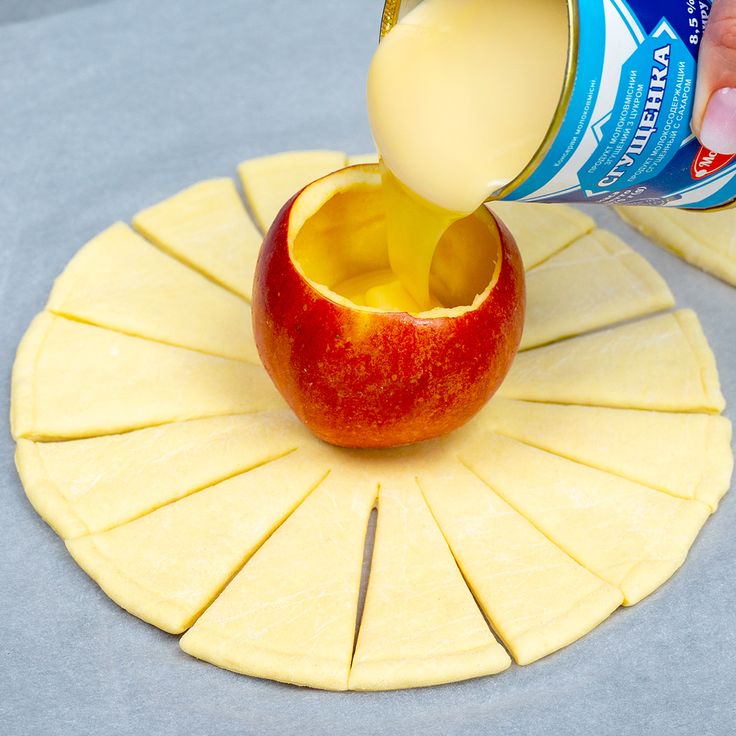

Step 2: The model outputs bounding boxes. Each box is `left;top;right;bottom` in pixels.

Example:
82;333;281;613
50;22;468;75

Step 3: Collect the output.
693;0;736;153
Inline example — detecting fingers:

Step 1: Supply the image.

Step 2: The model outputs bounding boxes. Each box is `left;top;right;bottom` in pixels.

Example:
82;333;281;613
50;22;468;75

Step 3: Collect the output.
693;0;736;152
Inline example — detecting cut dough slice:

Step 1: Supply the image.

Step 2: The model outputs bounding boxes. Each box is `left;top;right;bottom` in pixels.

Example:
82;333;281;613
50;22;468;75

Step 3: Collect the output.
460;432;710;605
238;150;348;232
347;153;379;166
487;201;595;269
499;310;725;413
132;179;262;301
479;398;733;510
349;477;510;690
419;462;622;665
521;229;674;350
47;222;258;363
66;449;328;633
616;205;736;286
180;466;376;690
15;411;308;538
11;313;283;441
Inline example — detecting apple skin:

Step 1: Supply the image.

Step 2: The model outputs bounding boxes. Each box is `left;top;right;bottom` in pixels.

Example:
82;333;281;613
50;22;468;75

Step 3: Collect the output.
252;189;525;449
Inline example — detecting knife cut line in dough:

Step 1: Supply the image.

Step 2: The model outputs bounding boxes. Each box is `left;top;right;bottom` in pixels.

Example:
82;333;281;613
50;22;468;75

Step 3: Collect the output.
238;150;348;233
487;200;595;269
15;411;310;538
11;312;284;442
180;465;376;691
521;229;674;350
47;222;259;364
66;449;329;634
133;178;263;301
616;205;736;287
499;309;725;413
349;476;511;690
419;462;623;665
459;432;710;605
477;397;733;511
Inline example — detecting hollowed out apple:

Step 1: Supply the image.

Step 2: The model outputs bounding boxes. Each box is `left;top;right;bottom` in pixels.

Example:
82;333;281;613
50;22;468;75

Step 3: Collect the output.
252;165;525;448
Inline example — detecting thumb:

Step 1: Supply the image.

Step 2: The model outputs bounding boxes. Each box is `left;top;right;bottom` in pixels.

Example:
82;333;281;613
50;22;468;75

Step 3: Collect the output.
693;0;736;153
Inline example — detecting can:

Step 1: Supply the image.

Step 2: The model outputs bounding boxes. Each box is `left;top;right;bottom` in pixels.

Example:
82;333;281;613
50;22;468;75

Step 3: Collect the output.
380;0;735;211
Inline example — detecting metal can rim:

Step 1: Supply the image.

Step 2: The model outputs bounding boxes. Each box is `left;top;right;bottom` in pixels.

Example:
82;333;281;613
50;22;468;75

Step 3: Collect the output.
692;196;736;212
378;0;579;204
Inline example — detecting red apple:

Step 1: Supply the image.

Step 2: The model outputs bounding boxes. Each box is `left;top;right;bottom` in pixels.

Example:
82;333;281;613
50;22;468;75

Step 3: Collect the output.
252;165;525;448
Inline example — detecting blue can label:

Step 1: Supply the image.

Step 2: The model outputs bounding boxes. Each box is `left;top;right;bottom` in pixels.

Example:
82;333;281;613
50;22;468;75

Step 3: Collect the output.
506;0;734;209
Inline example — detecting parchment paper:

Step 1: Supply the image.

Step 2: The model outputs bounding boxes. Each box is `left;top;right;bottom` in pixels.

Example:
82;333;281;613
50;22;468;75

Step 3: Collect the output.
1;1;735;734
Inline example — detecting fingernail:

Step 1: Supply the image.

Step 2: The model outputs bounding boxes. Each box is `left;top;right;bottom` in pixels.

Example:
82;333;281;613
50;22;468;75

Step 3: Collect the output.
700;87;736;154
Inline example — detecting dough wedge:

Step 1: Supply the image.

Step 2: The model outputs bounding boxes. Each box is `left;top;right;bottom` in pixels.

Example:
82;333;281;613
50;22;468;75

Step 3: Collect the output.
419;462;622;665
487;201;595;269
10;313;283;441
499;310;725;412
521;229;674;350
478;398;733;510
180;465;376;690
66;450;328;633
15;411;307;538
616;205;736;286
47;222;258;363
349;476;510;690
133;179;262;301
460;432;710;605
238;150;348;232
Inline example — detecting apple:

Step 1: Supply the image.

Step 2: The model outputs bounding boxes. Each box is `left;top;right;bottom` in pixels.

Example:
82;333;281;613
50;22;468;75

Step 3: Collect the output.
252;165;525;448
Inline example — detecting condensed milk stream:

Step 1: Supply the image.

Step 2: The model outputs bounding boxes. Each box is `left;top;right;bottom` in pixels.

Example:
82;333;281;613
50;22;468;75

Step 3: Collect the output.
367;0;569;309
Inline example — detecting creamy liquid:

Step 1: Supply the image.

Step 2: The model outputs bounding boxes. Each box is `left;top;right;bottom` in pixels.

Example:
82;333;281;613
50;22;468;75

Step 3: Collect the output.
367;0;569;309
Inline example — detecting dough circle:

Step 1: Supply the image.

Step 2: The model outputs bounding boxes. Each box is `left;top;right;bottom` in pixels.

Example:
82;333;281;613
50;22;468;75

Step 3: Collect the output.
10;151;733;691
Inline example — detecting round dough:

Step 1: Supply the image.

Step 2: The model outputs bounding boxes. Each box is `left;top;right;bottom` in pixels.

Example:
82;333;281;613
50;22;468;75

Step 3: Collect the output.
10;151;733;691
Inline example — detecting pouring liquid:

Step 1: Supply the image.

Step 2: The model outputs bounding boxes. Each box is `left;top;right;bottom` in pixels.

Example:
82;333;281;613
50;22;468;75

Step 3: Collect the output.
367;0;569;307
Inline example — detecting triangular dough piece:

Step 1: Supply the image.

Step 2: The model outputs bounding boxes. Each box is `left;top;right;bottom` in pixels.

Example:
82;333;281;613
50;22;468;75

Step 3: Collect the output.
132;179;262;301
238;150;348;232
180;466;376;690
347;153;379;166
349;477;510;690
47;222;258;363
617;205;736;286
419;462;622;665
66;449;329;633
11;313;283;441
499;310;725;413
459;432;710;605
521;229;673;350
479;398;733;510
487;201;595;269
15;411;308;538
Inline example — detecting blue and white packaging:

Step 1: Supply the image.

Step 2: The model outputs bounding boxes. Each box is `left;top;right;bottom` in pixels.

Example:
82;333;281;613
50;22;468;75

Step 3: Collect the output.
505;0;735;209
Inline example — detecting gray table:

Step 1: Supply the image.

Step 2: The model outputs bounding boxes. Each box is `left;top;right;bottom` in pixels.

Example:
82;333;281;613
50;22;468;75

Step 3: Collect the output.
2;2;735;734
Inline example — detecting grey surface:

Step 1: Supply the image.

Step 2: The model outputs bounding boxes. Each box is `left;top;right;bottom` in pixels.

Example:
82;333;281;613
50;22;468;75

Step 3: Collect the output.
1;1;735;734
0;0;113;24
